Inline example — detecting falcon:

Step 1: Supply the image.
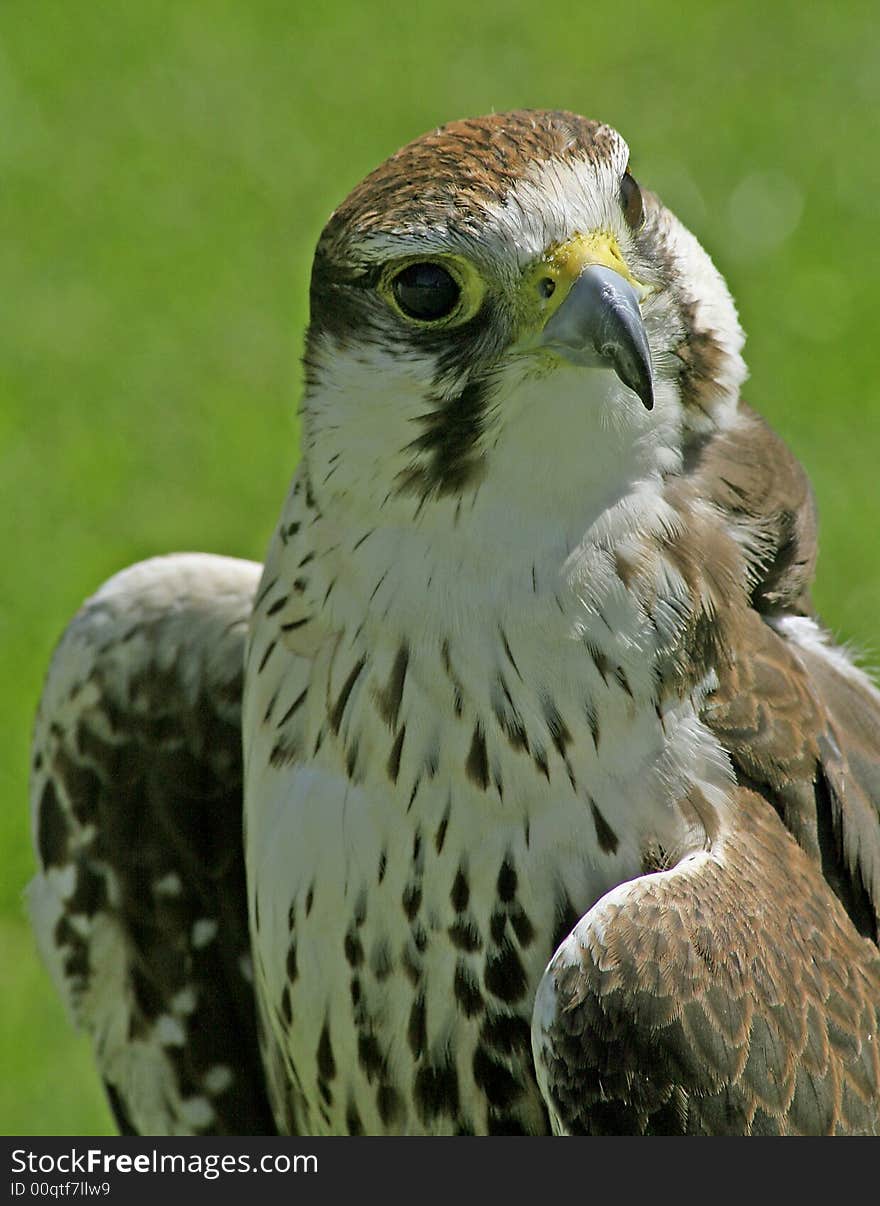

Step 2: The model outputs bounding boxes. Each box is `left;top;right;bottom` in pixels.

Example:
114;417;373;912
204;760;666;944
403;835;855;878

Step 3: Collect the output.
29;110;880;1136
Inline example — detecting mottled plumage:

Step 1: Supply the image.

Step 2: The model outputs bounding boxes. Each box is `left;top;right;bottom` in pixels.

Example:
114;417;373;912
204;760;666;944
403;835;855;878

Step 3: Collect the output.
30;110;880;1135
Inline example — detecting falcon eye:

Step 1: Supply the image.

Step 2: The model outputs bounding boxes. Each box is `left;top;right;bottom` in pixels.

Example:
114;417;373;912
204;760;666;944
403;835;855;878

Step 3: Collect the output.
619;171;645;230
391;262;461;322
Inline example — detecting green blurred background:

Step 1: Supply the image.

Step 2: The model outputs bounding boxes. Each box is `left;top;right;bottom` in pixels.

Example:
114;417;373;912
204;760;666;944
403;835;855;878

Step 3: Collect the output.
2;0;878;1135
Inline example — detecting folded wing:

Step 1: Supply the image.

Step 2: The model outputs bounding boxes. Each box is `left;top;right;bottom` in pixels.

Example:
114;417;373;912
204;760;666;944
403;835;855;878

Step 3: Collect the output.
29;553;277;1135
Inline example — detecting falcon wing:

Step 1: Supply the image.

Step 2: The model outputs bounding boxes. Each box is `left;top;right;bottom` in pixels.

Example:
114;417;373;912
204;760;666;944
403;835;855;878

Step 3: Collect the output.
29;553;277;1135
704;609;880;942
532;791;880;1135
687;401;880;939
532;402;880;1134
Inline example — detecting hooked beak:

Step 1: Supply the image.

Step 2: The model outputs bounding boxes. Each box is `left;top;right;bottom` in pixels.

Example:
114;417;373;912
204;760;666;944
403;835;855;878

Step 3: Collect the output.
540;263;654;410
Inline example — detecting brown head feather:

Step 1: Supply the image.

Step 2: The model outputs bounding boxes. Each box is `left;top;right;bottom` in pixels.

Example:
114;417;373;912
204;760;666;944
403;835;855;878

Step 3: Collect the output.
320;110;622;243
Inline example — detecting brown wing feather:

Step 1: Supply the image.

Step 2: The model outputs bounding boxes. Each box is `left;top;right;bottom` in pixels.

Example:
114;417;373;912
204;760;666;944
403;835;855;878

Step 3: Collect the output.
532;791;880;1135
29;554;277;1135
683;402;818;615
678;401;880;939
536;402;880;1133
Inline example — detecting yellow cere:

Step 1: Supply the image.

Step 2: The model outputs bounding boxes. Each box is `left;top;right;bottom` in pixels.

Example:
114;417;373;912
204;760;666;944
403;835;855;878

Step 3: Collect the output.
525;231;653;331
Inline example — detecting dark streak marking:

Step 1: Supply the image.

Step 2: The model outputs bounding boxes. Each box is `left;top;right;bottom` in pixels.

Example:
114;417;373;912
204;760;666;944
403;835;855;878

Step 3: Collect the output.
494;674;530;752
484;941;528;1003
481;1012;532;1056
473;1047;523;1108
346;1102;363;1135
257;639;277;673
407;776;422;813
490;909;507;944
387;726;406;783
465;725;490;790
377;1084;404;1128
497;858;517;903
589;797;620;854
352;529;374;552
345;738;359;780
305;884;314;916
402;883;422;921
441;640;455;680
266;597;288;617
280;986;292;1027
375;644;409;729
395;375;492;503
330;658;366;734
414;1059;460;1123
544;702;572;758
370;571;389;601
509;904;536;947
37;781;68;868
442;640;465;716
269;738;299;767
500;628;522;680
254;575;279;610
277;687;308;728
587;643;610;683
281;617;311;632
344;930;364;968
585;700;601;750
448;920;483;953
614;666;634;697
533;747;550;781
434;803;450;854
408;995;427;1058
286;942;299;983
454;961;484;1016
317;1020;336;1081
357;1033;386;1081
451;868;469;912
68;863;105;918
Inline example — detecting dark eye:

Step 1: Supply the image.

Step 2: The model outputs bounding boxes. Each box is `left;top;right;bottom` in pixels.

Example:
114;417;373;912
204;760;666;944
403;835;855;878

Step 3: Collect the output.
391;262;461;321
620;171;645;230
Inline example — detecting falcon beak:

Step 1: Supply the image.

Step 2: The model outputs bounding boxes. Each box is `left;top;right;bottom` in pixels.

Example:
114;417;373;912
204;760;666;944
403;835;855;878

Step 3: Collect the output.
537;234;655;411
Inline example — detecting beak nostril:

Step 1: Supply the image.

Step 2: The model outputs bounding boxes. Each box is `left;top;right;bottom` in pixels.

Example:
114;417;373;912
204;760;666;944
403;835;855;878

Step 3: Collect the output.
538;277;556;299
540;264;654;410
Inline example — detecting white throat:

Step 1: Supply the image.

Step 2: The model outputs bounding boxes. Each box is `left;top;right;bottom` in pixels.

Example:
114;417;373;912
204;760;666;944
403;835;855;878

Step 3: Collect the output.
302;343;685;602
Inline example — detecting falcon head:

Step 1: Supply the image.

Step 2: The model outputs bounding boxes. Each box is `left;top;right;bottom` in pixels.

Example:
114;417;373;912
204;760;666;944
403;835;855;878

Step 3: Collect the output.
302;110;746;528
